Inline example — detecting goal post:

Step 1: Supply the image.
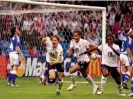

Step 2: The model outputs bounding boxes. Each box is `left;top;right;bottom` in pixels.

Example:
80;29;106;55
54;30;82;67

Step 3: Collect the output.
0;0;106;79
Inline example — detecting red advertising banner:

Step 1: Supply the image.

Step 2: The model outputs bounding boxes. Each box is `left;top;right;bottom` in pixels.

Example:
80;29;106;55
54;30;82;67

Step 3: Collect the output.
0;55;7;78
1;56;125;78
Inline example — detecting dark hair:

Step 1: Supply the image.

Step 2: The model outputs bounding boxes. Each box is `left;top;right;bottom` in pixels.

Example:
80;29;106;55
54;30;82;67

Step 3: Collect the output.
10;27;16;38
51;35;60;42
106;34;114;41
73;31;82;36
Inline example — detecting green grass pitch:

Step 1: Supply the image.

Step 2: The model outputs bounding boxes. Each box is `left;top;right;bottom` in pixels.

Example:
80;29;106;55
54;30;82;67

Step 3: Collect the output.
0;77;132;99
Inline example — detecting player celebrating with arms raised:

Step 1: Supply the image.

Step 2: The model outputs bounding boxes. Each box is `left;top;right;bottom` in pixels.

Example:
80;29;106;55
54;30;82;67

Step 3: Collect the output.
67;31;99;94
43;35;64;95
8;27;25;86
120;28;133;89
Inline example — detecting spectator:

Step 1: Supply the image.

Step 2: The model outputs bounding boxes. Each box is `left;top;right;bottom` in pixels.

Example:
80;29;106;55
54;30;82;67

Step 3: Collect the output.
108;8;116;30
118;27;125;41
87;29;99;46
112;21;121;39
125;12;132;28
0;35;9;55
27;44;39;57
71;18;78;33
23;16;33;34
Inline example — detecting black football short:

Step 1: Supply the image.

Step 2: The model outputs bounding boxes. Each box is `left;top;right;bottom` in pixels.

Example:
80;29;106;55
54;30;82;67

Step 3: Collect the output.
77;61;89;70
47;62;64;72
101;64;120;78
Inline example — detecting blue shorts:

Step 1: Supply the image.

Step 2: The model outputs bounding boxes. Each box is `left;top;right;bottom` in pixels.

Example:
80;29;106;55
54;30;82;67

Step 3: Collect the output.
44;69;57;77
43;68;57;84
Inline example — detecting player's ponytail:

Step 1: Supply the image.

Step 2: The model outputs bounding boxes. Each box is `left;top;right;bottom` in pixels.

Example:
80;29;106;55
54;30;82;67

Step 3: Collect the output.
10;27;16;38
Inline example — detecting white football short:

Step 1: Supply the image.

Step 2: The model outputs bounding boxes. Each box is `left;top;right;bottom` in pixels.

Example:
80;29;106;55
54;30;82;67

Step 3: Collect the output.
120;54;132;66
9;52;20;66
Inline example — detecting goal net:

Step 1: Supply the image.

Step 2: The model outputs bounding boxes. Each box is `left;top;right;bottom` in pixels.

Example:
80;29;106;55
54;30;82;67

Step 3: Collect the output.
0;0;106;81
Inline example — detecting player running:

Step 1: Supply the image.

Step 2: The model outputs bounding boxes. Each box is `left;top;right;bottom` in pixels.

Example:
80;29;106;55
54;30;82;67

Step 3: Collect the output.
8;27;25;86
80;34;125;96
67;31;99;94
42;35;64;95
120;28;133;89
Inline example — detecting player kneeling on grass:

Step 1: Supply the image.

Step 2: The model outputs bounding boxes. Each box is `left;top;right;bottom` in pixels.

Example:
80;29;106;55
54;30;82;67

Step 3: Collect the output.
8;27;25;86
42;35;64;95
80;34;126;96
39;69;57;85
67;31;99;94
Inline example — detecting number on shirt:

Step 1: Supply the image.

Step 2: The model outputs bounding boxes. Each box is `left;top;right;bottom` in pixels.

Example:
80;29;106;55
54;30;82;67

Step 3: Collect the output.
121;42;124;51
49;51;58;59
108;52;113;57
9;42;13;50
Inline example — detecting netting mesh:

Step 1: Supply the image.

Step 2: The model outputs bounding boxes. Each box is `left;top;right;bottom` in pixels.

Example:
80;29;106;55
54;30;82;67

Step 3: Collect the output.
0;1;104;79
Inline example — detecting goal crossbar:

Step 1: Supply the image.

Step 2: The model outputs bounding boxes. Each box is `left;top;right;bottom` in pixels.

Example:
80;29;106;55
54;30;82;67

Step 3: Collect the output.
1;0;106;11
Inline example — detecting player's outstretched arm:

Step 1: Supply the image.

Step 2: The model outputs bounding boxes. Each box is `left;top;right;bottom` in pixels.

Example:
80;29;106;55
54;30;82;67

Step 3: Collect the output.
67;40;74;56
110;47;120;56
42;37;47;42
67;47;73;56
42;37;49;42
80;46;98;56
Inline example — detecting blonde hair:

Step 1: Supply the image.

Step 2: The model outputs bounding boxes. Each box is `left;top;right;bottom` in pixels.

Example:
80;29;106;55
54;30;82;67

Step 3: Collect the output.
51;35;61;42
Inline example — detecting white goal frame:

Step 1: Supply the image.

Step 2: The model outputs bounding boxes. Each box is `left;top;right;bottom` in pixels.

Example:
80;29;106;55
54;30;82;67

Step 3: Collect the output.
1;0;106;44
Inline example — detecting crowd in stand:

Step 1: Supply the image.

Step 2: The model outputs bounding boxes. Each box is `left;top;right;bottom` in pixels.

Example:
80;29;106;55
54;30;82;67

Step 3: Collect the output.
0;1;133;56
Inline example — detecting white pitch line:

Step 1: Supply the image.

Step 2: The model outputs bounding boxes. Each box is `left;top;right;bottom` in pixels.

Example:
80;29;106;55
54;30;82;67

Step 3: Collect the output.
64;81;100;84
8;90;92;94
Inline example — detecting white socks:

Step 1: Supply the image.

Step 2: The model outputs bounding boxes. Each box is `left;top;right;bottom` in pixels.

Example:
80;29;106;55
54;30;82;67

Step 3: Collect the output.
86;75;97;88
71;75;76;85
100;75;107;91
57;80;63;91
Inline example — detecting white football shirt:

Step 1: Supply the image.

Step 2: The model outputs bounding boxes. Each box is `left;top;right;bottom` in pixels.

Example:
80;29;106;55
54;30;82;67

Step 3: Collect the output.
98;43;120;67
70;38;90;62
46;43;63;63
